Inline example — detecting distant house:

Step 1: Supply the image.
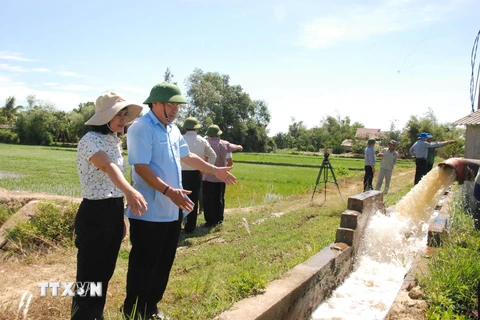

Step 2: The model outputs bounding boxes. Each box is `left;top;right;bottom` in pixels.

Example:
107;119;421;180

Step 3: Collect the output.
452;110;480;160
355;128;381;140
341;139;353;152
0;124;14;130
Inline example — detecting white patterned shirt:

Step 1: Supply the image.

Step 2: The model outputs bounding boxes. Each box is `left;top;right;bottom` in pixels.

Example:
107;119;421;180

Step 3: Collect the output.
76;131;125;199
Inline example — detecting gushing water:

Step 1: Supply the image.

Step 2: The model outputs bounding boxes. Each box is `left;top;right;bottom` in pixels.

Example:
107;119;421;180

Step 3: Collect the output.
311;166;456;320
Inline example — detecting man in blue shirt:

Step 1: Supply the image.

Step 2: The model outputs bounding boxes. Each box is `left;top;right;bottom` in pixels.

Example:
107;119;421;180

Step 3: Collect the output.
123;82;236;320
363;139;376;192
409;132;456;185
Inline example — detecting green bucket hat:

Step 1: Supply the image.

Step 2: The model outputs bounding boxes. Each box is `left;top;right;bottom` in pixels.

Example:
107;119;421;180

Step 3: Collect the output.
183;117;200;130
143;82;188;104
206;125;222;137
367;138;376;145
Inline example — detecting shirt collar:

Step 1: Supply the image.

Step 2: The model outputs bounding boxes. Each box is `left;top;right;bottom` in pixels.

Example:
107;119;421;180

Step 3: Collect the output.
147;110;172;130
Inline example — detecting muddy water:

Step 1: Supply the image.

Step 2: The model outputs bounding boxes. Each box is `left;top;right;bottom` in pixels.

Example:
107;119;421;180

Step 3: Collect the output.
311;166;457;320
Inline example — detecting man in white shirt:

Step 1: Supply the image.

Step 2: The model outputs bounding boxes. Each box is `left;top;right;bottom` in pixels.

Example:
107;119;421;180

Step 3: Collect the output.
181;117;217;233
375;140;398;194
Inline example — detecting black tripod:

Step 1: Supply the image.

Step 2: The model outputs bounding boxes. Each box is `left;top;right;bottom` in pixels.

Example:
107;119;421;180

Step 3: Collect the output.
311;153;343;202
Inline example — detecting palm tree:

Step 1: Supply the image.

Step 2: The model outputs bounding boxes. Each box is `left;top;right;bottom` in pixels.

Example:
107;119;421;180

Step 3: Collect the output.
2;96;23;122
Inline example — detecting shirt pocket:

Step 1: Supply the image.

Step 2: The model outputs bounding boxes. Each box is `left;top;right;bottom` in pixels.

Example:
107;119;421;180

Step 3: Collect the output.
153;140;170;165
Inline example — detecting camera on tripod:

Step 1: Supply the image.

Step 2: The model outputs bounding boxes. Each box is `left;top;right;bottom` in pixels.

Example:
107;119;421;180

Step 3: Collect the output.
311;151;342;202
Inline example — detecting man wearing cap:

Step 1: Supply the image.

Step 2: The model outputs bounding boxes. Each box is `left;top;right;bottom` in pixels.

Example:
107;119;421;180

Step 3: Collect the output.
363;139;376;192
375;140;399;194
123;83;236;319
203;124;243;227
409;132;456;185
181;117;217;233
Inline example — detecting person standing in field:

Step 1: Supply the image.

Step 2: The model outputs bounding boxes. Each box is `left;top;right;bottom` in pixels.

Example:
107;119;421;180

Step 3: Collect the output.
426;134;437;172
375;140;398;194
181;116;217;234
122;82;237;320
363;138;376;192
409;132;456;185
202;125;243;227
72;92;147;320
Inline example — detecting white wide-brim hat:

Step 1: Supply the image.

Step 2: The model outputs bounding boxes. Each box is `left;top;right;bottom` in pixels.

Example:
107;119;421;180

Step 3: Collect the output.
85;92;143;126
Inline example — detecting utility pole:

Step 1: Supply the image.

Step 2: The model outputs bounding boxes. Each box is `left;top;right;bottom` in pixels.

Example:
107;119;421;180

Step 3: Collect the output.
478;85;480;110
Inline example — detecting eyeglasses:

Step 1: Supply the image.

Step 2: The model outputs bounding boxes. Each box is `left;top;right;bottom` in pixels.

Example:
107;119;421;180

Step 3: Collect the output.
164;102;183;109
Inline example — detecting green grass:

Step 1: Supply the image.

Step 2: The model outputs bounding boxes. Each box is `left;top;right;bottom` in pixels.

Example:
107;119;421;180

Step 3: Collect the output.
0;143;379;207
0;144;81;196
418;196;480;319
234;151;415;169
7;199;76;252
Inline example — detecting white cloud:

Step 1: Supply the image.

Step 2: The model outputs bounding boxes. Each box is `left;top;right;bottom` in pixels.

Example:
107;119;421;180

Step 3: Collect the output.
56;71;90;79
39;83;94;91
0;75;25;87
0;51;36;62
0;64;50;73
31;68;50;72
298;0;462;48
0;75;94;110
117;85;149;95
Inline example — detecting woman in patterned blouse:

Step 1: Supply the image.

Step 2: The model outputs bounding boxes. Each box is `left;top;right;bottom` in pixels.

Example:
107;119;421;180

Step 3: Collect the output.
72;92;148;320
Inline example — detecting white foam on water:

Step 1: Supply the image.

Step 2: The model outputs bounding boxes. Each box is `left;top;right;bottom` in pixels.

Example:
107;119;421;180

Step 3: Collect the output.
311;166;456;320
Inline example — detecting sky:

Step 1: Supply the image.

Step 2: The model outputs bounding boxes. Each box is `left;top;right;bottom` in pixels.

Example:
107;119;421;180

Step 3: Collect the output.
1;0;479;136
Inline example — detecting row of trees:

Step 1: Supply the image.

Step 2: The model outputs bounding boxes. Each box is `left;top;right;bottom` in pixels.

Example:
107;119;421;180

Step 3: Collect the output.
272;108;463;159
0;68;465;157
0;95;95;146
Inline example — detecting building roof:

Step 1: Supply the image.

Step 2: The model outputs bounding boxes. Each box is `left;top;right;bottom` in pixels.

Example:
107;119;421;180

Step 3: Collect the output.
355;128;381;139
341;139;353;147
452;109;480;126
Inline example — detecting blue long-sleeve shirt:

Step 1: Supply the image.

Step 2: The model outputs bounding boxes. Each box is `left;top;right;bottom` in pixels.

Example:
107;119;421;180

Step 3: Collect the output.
409;140;447;159
364;146;375;166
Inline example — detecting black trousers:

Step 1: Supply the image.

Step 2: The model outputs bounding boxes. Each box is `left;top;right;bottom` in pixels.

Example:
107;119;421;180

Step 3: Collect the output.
72;197;124;320
123;217;181;317
363;166;374;192
181;170;202;232
202;180;226;226
414;158;428;185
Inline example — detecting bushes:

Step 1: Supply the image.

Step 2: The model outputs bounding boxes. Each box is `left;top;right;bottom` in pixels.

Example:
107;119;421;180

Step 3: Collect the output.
0;129;18;144
0;203;13;227
7;200;78;251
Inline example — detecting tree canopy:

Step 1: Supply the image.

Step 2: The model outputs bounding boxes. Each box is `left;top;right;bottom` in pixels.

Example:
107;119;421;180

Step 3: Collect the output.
180;68;271;152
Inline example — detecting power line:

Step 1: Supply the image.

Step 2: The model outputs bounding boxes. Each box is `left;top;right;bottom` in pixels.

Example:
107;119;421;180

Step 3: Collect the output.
470;29;480;112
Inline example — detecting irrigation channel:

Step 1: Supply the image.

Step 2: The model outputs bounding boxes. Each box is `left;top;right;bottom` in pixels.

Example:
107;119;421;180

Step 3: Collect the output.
311;165;457;320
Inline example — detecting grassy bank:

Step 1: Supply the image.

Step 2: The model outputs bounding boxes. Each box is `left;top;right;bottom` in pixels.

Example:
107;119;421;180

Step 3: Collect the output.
418;195;480;319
